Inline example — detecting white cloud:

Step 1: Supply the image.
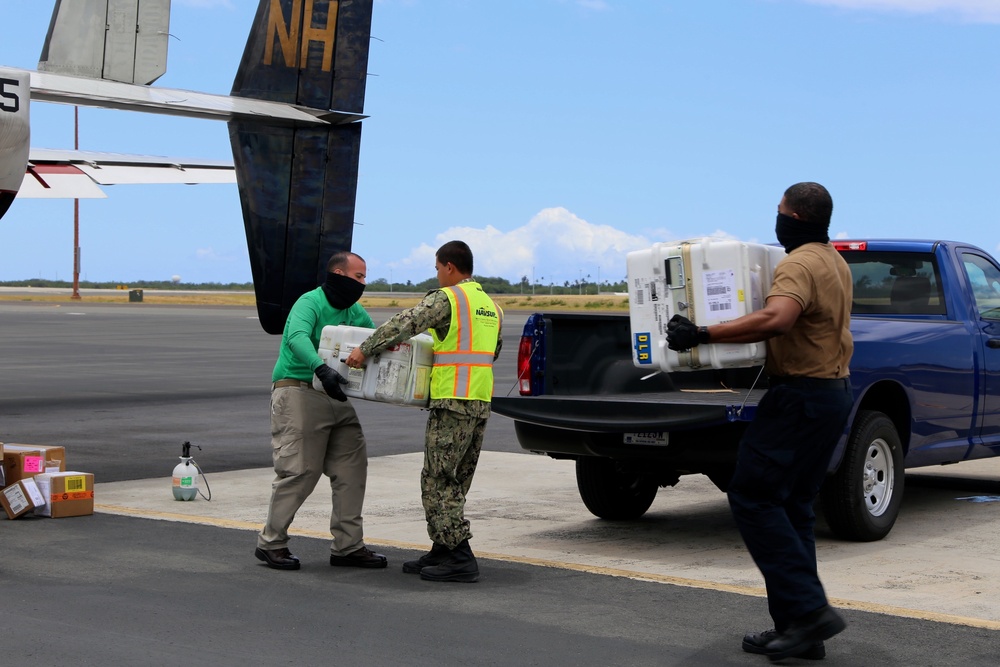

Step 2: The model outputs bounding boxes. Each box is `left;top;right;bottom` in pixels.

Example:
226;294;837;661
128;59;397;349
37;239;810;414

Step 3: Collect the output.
195;247;231;261
801;0;1000;23
576;0;610;10
387;207;765;287
554;0;611;11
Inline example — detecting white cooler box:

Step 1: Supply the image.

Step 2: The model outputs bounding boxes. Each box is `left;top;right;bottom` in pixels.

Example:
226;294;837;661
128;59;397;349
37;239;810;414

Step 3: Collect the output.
627;237;786;372
314;325;434;408
314;325;372;399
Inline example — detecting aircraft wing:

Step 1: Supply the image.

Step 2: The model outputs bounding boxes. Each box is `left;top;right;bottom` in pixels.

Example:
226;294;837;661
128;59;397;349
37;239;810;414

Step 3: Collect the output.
19;148;236;199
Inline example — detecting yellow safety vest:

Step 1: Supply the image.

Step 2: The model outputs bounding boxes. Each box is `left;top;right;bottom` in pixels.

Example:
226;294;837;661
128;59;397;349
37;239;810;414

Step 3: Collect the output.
430;282;502;401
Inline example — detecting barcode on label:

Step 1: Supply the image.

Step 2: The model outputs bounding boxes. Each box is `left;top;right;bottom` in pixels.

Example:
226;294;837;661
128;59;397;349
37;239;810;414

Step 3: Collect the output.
710;303;732;311
635;290;644;305
707;286;728;296
65;477;85;492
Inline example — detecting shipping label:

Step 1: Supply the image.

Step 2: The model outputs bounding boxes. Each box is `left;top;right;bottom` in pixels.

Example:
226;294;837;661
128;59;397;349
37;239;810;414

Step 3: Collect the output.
23;455;44;473
701;269;737;323
3;484;30;514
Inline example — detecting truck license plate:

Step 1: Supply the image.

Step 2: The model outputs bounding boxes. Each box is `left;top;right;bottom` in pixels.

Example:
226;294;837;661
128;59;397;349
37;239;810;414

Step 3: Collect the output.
623;432;668;445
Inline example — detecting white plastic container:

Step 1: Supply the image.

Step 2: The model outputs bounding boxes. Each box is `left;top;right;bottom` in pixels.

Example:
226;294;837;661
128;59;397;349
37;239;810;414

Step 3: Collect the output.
314;325;434;408
172;457;198;501
627;237;786;372
361;334;434;407
313;325;371;399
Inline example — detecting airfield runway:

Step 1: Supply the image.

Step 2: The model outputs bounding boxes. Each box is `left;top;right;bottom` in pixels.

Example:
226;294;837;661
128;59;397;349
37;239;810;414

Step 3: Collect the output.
2;299;1000;665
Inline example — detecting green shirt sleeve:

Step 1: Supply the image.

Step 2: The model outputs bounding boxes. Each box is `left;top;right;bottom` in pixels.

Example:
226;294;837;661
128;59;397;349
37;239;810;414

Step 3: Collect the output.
284;295;325;372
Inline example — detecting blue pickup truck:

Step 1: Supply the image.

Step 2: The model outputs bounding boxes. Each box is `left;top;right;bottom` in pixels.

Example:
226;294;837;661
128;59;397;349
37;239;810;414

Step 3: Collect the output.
492;240;1000;541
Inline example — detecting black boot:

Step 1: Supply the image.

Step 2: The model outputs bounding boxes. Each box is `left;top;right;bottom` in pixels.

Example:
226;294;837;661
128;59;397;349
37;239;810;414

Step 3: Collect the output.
419;539;479;583
402;542;450;574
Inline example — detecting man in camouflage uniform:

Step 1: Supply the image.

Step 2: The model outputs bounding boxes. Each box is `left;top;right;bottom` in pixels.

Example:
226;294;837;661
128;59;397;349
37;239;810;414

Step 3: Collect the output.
345;240;502;582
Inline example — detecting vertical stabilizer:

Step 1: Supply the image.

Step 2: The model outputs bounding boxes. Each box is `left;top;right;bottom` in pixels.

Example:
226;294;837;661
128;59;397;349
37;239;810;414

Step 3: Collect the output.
39;0;171;86
229;0;373;334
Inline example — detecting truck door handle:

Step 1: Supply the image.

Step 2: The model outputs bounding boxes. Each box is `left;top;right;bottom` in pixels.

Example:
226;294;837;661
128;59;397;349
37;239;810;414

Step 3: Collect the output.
988;338;1000;349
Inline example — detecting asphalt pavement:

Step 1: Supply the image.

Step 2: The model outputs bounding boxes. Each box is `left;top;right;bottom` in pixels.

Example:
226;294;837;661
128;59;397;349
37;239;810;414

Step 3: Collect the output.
2;300;999;665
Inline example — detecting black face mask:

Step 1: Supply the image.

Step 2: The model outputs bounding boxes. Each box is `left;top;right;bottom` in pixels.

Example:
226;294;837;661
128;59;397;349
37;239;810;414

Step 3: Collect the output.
322;272;366;309
775;212;829;254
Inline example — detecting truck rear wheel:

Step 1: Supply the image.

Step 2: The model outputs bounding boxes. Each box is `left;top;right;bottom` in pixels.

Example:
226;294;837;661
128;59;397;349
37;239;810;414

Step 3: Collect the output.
820;410;904;541
575;457;658;520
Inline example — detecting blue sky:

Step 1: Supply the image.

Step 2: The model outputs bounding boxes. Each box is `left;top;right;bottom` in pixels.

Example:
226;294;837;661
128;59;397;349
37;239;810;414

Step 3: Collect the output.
2;0;999;287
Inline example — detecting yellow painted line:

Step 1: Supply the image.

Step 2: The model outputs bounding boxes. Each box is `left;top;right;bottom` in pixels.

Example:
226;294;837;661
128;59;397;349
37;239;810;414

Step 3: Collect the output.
96;504;261;531
95;504;1000;632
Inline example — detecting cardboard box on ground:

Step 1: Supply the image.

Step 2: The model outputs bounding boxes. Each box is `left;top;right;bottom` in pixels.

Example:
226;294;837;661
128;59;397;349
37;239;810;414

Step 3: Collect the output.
2;443;66;484
1;477;45;519
33;472;95;518
0;442;94;519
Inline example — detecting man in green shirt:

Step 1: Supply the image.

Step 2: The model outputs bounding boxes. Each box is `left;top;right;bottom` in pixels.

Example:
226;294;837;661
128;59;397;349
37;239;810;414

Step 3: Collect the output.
254;251;387;571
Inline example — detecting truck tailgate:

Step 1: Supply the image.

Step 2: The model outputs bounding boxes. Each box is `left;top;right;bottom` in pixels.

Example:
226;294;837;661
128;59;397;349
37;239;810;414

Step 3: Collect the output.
492;389;767;432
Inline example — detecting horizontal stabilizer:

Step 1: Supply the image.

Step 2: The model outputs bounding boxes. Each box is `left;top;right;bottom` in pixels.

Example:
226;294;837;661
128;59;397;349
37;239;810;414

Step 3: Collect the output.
18;149;236;199
20;164;107;199
27;69;363;126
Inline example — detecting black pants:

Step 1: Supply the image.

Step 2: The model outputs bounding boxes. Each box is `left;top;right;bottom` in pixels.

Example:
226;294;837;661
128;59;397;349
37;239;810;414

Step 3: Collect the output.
727;378;853;630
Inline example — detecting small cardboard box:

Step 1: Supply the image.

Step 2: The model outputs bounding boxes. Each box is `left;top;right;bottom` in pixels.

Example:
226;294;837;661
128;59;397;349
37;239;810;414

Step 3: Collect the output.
3;444;66;477
33;471;94;518
2;448;45;486
2;477;45;519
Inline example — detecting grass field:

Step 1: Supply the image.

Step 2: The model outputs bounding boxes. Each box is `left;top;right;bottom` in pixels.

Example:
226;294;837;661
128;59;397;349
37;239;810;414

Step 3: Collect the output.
0;290;630;312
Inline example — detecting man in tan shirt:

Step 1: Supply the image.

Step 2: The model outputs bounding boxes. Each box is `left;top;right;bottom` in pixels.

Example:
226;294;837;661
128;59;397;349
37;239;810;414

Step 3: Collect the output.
667;182;854;661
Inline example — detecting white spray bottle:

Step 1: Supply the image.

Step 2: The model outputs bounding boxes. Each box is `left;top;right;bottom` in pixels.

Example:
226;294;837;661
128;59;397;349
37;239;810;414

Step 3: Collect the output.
172;441;200;501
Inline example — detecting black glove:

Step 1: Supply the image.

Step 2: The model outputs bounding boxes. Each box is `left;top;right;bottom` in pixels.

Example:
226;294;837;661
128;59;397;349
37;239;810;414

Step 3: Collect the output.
314;364;349;401
666;314;710;351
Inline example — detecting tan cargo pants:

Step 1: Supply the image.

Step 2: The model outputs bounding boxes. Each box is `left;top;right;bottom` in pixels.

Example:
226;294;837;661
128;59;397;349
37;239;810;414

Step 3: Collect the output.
257;383;369;556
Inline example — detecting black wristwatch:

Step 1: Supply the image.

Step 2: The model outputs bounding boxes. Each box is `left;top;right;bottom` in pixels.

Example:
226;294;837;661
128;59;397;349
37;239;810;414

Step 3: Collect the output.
697;326;710;344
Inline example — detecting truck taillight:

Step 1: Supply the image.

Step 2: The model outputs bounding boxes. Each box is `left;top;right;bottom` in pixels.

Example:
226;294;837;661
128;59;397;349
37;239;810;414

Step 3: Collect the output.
833;240;867;251
517;335;533;395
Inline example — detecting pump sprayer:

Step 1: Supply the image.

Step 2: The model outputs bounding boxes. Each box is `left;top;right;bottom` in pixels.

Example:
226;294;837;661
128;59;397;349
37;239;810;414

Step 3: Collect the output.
172;441;210;501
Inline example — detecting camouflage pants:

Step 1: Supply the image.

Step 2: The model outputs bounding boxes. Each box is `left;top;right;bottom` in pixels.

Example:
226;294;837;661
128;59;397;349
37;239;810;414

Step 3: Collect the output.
422;408;488;549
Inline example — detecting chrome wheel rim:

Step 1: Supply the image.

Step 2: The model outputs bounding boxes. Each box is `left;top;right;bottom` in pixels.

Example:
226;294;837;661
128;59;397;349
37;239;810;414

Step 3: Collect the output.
862;437;894;517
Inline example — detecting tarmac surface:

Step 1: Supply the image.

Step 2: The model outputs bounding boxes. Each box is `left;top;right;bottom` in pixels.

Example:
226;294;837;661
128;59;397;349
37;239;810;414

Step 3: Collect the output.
3;299;1000;665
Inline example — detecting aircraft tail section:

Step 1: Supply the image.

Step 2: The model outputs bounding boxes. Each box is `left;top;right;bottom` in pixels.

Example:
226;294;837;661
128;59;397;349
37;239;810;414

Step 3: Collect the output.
39;0;171;86
229;0;373;334
0;70;30;220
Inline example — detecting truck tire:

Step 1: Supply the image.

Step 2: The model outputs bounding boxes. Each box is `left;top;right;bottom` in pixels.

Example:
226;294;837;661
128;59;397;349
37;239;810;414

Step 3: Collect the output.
575;457;658;520
820;410;904;542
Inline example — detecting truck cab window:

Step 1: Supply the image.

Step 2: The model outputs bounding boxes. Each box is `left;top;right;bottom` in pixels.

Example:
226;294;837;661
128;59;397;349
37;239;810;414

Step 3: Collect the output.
843;251;945;315
962;253;1000;320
